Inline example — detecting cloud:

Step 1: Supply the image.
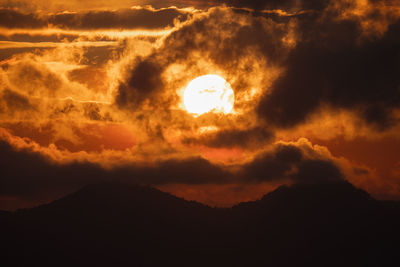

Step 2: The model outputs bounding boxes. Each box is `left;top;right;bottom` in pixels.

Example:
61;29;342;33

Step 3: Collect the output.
115;7;290;116
0;137;231;208
0;42;127;125
0;132;351;210
242;144;304;181
0;8;46;28
241;141;344;183
116;58;165;108
0;7;189;30
294;160;343;183
183;126;274;149
0;140;99;197
217;0;330;11
257;0;400;130
0;88;33;113
1;3;398;144
47;8;189;30
1;0;188;12
106;7;291;153
7;61;62;97
151;0;332;11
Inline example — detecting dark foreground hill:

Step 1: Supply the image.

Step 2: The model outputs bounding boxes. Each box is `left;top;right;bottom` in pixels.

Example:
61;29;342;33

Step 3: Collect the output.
1;181;400;267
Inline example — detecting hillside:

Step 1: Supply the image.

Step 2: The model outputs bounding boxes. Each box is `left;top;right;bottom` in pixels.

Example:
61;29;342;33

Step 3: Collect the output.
2;181;399;267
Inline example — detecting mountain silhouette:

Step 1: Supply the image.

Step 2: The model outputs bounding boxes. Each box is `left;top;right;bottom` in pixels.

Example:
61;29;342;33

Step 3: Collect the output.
2;181;399;267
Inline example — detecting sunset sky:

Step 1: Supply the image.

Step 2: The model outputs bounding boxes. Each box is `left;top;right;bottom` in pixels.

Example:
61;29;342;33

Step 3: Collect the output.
1;0;400;210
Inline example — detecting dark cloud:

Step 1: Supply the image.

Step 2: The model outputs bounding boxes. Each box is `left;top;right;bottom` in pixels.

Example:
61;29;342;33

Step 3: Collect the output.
126;157;232;185
161;8;288;67
116;58;165;108
0;8;45;28
243;144;303;181
294;160;343;183
0;139;344;209
242;143;344;183
110;1;399;131
183;127;274;149
80;45;125;66
116;7;290;110
1;89;32;112
48;8;188;30
218;0;330;11
0;7;188;30
257;8;400;130
0;140;231;206
0;141;114;198
151;0;331;11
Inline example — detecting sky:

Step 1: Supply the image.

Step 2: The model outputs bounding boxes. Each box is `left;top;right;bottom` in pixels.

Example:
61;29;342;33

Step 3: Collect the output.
1;0;400;210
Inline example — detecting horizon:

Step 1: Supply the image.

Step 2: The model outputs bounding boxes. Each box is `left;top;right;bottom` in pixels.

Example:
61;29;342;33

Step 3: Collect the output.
3;175;399;266
6;178;370;212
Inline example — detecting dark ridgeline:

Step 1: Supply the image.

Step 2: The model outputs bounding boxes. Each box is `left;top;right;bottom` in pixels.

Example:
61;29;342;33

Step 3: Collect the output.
1;181;400;267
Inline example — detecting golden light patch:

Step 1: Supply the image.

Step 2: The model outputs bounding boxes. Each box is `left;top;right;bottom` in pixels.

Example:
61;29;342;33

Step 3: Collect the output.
183;74;234;116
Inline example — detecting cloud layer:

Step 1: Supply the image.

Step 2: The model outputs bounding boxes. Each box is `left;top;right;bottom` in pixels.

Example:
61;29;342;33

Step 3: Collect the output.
0;134;351;210
0;7;189;30
1;0;400;209
257;1;400;130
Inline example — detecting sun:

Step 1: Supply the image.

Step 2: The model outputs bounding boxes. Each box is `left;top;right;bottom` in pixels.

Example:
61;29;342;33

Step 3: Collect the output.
183;74;235;116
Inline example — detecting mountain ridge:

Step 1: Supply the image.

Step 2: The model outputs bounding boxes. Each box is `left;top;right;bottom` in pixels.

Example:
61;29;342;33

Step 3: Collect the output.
2;180;400;267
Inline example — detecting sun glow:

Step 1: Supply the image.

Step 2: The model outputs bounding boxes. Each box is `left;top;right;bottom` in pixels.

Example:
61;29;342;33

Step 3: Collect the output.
183;74;235;116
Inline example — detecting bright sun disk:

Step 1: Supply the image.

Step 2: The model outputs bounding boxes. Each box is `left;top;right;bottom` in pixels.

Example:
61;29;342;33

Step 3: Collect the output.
183;74;234;116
